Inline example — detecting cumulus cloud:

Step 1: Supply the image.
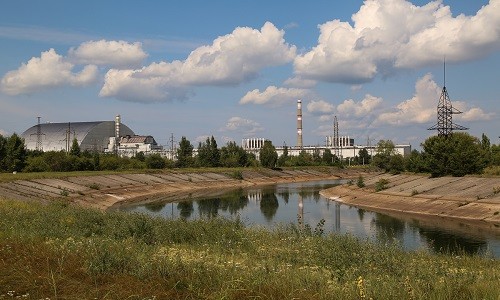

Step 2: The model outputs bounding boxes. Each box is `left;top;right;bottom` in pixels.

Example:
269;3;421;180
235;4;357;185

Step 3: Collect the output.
294;0;500;83
283;76;317;88
100;22;296;102
1;48;98;95
68;40;147;68
376;73;493;126
337;94;383;117
307;100;334;114
240;86;309;106
220;116;264;137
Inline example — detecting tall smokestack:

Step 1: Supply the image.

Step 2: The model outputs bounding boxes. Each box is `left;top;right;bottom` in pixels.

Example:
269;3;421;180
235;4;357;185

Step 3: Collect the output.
297;99;303;148
115;115;121;154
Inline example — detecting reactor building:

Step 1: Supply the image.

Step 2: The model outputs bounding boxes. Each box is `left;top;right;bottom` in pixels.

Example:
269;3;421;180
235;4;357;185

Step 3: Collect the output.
21;115;162;156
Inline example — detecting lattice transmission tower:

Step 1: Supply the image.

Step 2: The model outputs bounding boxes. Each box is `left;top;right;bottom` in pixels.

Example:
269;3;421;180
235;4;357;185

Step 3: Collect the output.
30;116;45;151
428;60;468;137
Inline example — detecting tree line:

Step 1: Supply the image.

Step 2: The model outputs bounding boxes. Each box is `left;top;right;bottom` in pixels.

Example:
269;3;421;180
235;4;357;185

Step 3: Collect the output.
0;132;499;177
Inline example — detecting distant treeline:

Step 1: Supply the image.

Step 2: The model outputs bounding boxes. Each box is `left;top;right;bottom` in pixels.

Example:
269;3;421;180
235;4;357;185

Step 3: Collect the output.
0;132;499;177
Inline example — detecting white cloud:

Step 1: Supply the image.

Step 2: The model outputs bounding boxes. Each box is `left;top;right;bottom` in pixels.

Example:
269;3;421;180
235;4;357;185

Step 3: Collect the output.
307;100;334;114
376;73;439;125
68;40;147;68
100;22;296;102
1;49;98;95
0;129;7;136
337;94;383;117
375;73;493;126
283;76;317;88
453;103;495;122
220;116;264;137
294;0;500;83
240;86;309;106
99;68;190;102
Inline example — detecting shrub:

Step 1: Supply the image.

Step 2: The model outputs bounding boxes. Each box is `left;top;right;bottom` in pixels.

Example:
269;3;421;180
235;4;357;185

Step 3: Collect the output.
356;175;365;188
375;178;389;192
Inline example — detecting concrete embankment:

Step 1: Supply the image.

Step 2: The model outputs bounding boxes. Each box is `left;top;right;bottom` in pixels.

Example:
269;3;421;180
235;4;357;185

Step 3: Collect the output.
0;168;359;210
320;173;500;228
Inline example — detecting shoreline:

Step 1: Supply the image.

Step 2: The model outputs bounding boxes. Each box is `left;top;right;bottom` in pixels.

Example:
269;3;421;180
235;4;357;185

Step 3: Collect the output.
320;174;500;230
0;168;362;210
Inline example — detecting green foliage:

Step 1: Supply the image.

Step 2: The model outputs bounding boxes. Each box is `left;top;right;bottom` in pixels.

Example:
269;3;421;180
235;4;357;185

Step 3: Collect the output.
133;151;145;162
375;178;389;192
196;136;220;167
176;136;194;168
421;133;485;177
145;154;166;169
372;140;399;173
356;175;365;188
259;140;278;168
277;145;289;167
358;148;371;165
388;154;405;174
220;141;249;167
0;200;499;299
69;138;81;157
230;170;243;180
2;133;27;172
405;150;426;173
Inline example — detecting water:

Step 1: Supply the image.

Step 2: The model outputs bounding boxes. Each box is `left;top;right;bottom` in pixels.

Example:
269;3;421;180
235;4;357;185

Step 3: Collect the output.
118;179;500;258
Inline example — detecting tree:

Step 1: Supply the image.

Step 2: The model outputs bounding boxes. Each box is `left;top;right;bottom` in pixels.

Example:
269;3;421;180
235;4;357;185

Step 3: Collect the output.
146;154;166;169
405;149;426;173
277;145;289;167
372;140;397;172
481;133;491;165
0;134;6;171
259;140;278;168
4;134;27;172
69;138;81;157
176;136;194;168
220;141;248;167
421;132;485;177
358;148;370;165
197;136;220;167
322;148;334;166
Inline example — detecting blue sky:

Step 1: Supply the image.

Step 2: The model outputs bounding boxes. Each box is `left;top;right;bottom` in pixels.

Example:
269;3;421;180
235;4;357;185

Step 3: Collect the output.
1;0;499;149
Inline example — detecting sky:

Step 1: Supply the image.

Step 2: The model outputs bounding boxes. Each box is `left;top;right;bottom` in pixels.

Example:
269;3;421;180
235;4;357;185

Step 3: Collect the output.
0;0;499;150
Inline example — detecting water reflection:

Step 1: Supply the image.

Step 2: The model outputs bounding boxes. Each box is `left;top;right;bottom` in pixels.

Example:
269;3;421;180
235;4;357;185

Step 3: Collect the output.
119;179;500;258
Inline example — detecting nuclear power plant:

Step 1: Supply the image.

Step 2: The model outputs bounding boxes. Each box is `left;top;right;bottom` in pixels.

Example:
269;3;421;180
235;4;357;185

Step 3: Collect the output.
21;115;164;157
242;99;411;160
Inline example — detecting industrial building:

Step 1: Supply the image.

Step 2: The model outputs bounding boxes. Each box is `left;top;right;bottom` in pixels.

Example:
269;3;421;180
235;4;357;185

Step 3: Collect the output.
21;115;163;157
241;99;411;161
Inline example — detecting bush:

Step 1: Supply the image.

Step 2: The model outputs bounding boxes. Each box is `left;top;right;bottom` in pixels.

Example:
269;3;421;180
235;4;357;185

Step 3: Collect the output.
375;178;389;192
145;154;166;169
356;176;365;188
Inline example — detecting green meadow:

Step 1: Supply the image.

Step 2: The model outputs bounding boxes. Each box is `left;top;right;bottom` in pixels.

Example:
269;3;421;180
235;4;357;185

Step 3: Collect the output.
0;199;499;299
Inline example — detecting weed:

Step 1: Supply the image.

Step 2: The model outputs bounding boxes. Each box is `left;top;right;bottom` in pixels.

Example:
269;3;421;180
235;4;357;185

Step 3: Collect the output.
231;170;243;180
375;178;389;192
87;183;101;190
356;176;365;188
411;190;419;196
347;179;354;186
494;211;499;216
493;186;500;195
60;189;69;197
0;200;499;299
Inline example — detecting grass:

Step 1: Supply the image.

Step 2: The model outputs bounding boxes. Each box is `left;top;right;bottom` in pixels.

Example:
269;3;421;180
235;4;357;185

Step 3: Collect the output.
0;199;499;299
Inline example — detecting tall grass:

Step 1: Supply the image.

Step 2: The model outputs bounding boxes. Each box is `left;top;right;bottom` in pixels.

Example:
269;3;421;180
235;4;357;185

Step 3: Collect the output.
0;199;499;299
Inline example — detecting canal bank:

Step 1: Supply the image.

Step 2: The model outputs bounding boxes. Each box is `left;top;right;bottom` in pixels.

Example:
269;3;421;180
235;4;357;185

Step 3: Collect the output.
0;168;362;210
320;173;500;229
